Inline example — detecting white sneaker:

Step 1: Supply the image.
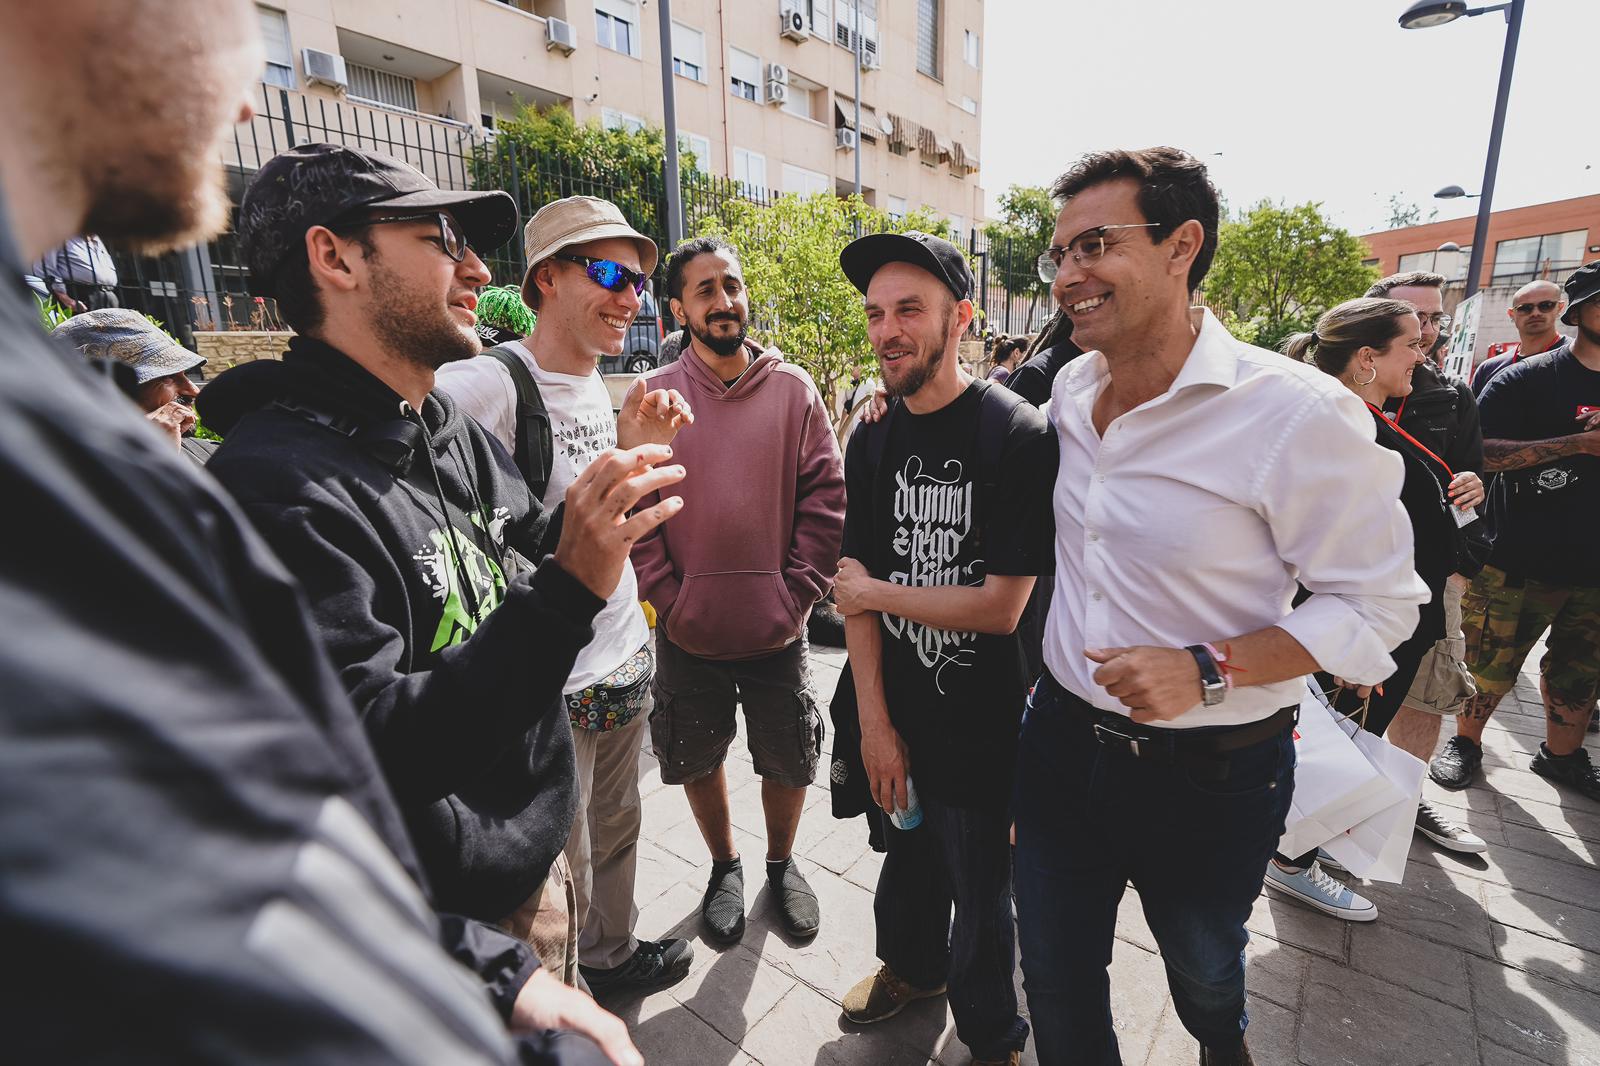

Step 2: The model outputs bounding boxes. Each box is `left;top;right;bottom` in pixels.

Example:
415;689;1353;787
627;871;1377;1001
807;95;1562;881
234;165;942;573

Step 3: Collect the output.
1414;800;1488;854
1264;861;1377;922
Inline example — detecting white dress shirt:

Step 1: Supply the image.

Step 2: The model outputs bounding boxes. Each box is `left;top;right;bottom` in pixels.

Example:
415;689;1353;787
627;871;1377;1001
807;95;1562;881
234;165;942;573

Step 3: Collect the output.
1045;309;1429;728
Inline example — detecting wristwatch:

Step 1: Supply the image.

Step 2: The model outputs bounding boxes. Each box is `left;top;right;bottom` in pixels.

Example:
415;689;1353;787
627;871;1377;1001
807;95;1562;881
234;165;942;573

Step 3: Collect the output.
1185;644;1227;707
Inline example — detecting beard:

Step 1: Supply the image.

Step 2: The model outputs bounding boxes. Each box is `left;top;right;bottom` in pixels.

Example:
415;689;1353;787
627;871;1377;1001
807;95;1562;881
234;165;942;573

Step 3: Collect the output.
367;254;481;370
691;313;748;356
80;125;234;255
881;305;954;399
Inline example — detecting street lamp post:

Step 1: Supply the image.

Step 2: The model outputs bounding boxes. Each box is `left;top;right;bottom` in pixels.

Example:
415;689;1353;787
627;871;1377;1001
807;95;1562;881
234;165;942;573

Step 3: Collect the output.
657;0;684;249
1400;0;1526;299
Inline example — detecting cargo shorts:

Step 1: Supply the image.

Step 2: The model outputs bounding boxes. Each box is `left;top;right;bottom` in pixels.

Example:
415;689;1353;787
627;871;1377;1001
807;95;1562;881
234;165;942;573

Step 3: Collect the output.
1460;565;1600;703
649;633;824;788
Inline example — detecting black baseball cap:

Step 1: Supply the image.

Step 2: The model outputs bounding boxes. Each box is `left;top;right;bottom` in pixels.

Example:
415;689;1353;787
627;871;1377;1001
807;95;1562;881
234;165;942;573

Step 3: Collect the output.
839;230;974;303
1562;261;1600;326
238;143;518;297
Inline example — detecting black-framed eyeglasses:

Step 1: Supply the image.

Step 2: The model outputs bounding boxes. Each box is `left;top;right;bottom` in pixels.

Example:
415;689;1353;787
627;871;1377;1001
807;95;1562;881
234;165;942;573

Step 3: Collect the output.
553;253;648;296
1037;223;1162;283
334;211;469;261
1512;299;1560;315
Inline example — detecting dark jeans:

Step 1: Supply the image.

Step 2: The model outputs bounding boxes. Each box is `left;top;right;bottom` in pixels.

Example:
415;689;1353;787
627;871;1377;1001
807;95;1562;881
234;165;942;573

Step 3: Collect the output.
1013;674;1295;1065
876;793;1028;1060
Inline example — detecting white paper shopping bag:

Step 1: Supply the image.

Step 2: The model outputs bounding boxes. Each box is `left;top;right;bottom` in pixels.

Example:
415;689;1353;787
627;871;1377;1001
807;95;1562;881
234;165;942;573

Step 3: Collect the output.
1322;729;1427;883
1277;683;1397;857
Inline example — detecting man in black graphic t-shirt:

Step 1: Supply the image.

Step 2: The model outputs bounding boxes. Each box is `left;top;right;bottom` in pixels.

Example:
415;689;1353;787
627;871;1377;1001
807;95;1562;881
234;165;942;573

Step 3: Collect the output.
831;231;1056;1066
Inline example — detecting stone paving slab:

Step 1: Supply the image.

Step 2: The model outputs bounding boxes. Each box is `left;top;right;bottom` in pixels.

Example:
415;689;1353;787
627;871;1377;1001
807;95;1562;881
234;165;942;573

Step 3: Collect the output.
606;641;1600;1065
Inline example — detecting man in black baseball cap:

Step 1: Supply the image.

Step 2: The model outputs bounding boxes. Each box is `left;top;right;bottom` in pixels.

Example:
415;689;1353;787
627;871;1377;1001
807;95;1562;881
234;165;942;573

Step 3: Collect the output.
209;141;687;1009
830;228;1055;1065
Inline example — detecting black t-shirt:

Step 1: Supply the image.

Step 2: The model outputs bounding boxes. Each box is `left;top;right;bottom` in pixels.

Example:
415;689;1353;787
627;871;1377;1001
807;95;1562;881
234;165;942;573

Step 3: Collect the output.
842;381;1057;810
1478;345;1600;586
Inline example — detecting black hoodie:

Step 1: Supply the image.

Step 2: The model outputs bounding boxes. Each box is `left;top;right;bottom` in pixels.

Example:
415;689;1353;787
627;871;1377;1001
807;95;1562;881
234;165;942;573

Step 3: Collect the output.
208;337;602;921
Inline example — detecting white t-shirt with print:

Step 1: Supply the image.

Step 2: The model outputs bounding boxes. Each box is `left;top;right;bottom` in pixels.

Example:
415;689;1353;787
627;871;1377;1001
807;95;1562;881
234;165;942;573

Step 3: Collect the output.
434;341;649;692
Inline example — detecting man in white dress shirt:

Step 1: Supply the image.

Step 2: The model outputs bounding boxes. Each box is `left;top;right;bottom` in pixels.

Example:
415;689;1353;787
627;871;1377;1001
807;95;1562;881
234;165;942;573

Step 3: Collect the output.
1011;147;1427;1066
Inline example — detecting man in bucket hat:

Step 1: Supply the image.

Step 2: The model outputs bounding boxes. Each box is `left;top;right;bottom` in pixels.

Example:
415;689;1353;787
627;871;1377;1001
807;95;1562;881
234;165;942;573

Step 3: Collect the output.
437;195;696;997
1431;259;1600;802
207;144;687;1006
54;308;204;447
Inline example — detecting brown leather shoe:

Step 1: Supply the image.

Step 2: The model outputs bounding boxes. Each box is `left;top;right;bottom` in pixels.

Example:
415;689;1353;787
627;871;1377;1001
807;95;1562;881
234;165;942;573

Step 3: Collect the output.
841;964;946;1024
972;1053;1020;1066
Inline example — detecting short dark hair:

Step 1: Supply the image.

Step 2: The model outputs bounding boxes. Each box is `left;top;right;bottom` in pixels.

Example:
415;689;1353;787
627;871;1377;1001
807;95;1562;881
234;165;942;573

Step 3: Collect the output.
269;225;378;334
1050;147;1220;292
665;236;739;302
1366;270;1445;298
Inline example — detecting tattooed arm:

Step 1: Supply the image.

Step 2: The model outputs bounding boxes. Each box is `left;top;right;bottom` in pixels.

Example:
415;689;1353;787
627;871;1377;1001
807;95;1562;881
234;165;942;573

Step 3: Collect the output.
1482;429;1600;472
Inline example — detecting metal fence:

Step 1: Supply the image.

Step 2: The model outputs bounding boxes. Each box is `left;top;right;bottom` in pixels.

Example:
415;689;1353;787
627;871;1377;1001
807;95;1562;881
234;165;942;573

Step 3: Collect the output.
91;85;1044;354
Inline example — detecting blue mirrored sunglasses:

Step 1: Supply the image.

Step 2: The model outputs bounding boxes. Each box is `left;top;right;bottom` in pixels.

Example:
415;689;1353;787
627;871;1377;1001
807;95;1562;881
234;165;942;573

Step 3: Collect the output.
553;253;648;296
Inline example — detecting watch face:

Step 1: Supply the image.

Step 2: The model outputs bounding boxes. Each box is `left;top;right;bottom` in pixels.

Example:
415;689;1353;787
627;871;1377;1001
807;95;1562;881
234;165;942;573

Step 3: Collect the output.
1202;682;1226;707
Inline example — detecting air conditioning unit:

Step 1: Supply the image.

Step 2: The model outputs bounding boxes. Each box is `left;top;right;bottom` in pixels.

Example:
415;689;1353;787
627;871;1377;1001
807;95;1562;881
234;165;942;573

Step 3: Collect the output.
546;17;577;55
302;48;348;91
835;127;857;151
779;7;808;41
767;63;789;85
766;81;790;106
860;39;880;70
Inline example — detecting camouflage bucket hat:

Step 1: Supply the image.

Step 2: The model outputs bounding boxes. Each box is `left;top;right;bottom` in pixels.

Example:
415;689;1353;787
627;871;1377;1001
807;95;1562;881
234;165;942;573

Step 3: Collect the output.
52;309;204;384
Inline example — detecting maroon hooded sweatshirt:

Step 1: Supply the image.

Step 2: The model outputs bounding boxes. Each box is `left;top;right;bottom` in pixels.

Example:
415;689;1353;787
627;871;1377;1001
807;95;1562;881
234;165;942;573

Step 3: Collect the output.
631;340;845;661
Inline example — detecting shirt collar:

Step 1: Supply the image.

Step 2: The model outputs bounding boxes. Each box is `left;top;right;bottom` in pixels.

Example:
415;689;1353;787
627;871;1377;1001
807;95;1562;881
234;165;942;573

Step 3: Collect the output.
1059;306;1240;401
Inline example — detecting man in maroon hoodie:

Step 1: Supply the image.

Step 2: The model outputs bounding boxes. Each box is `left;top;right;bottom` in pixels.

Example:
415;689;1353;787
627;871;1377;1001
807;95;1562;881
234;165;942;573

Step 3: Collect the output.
632;236;847;944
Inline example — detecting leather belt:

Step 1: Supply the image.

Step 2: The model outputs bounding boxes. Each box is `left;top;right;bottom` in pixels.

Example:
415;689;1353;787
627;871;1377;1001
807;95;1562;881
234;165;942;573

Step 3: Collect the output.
1039;670;1296;764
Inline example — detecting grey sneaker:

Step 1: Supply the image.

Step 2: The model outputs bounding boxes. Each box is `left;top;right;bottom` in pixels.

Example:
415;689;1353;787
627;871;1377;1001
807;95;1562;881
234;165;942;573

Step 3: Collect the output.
1264;860;1377;922
1429;735;1483;790
1415;800;1488;853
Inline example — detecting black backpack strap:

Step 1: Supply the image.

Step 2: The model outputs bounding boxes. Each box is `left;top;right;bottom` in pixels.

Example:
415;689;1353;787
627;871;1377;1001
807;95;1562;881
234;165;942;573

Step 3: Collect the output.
485;343;554;502
973;379;1024;496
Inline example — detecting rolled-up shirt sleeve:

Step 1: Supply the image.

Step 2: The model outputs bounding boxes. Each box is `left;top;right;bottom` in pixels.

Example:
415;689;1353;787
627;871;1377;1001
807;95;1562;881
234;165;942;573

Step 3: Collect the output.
1259;389;1428;685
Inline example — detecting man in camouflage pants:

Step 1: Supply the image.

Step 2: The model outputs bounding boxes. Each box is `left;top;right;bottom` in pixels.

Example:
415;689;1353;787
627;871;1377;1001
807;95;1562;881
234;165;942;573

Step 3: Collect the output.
1431;264;1600;801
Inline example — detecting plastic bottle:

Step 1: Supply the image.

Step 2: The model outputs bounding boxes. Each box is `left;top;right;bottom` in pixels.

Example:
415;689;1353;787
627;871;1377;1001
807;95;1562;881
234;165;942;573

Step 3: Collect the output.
888;776;923;830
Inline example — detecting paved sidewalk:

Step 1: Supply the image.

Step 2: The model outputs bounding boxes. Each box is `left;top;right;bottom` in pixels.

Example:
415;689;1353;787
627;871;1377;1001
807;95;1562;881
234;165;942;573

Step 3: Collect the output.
608;642;1600;1065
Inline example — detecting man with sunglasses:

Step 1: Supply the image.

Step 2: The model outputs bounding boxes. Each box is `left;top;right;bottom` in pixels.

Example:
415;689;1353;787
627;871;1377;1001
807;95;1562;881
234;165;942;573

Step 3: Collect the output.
1015;148;1425;1066
1473;281;1571;396
436;195;696;998
209;144;687;1001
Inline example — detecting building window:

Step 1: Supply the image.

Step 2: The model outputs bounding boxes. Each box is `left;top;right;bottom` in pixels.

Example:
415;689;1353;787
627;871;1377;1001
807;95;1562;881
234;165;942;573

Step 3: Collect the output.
948;214;966;248
1399;247;1471;282
347;63;418;111
729;47;761;102
595;0;640;57
733;148;767;196
916;0;940;79
258;6;295;88
887;195;908;222
834;0;878;60
963;29;979;68
672;22;705;81
781;77;819;120
602;108;646;134
678;132;712;173
782;163;831;197
804;0;831;35
960;96;977;115
1492;229;1587;283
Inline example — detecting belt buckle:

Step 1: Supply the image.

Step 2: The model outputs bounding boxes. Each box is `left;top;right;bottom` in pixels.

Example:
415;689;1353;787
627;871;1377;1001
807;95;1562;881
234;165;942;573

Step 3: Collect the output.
1092;721;1140;757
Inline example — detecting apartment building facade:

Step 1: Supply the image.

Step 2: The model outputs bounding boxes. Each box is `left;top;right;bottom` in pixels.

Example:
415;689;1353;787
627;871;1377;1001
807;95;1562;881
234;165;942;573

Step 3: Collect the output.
257;0;987;235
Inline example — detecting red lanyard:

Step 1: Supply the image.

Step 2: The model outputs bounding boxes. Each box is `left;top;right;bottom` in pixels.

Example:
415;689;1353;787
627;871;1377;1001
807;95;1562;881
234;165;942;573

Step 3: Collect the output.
1366;402;1453;479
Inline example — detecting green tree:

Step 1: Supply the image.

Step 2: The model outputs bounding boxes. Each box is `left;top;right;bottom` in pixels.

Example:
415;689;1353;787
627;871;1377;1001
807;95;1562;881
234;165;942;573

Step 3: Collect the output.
1204;200;1379;351
695;193;949;434
1384;194;1437;230
983;184;1056;329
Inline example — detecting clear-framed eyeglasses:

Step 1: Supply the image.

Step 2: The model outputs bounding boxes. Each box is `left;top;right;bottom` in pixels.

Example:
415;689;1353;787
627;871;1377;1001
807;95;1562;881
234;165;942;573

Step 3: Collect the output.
1036;223;1162;284
1415;311;1452;329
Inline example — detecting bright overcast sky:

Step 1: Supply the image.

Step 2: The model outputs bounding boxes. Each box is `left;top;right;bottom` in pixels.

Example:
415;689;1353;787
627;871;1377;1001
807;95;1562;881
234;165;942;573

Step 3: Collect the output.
979;0;1595;236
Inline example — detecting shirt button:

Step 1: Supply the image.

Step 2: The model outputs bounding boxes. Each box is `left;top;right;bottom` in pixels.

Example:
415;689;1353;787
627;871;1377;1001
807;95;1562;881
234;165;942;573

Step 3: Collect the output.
1098;474;1107;483
1089;532;1099;541
1092;592;1103;601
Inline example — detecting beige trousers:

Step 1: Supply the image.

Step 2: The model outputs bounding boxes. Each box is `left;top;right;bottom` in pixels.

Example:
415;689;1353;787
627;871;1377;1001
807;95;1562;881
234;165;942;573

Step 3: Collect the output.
562;711;646;971
499;851;579;987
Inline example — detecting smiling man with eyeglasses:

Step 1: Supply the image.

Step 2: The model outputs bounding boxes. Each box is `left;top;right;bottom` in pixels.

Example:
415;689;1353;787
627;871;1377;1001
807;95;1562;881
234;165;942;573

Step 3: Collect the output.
207;147;687;1053
1472;280;1571;396
1014;148;1425;1066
